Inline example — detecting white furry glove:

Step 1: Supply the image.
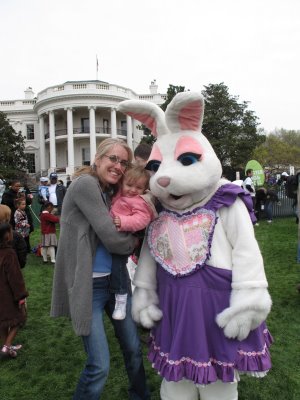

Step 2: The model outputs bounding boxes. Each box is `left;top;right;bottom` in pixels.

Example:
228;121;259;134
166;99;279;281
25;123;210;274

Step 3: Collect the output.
132;287;163;328
216;288;272;341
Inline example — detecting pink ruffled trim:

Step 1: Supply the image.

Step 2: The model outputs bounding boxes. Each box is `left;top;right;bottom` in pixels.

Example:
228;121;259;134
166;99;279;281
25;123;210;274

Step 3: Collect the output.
148;329;273;384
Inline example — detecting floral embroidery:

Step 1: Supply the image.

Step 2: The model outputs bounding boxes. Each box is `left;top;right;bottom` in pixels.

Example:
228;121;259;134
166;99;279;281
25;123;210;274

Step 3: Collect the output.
237;343;267;357
150;336;234;368
148;208;216;276
150;333;269;369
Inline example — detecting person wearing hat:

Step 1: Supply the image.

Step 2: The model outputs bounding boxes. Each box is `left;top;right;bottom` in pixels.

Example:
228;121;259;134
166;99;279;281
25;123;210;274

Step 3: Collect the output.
48;173;66;215
276;171;289;187
38;177;49;206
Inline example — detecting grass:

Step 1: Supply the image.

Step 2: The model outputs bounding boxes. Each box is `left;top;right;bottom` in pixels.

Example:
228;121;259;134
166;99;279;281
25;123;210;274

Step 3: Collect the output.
1;218;300;400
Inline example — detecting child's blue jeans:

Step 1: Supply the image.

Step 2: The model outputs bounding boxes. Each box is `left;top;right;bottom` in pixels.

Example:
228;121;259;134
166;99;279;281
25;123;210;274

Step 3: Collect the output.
73;276;150;400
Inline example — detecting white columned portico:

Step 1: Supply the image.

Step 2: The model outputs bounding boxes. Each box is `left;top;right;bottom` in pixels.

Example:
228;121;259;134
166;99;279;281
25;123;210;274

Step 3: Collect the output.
126;115;133;149
110;108;117;138
89;106;97;161
49;110;56;170
39;114;46;171
66;107;75;175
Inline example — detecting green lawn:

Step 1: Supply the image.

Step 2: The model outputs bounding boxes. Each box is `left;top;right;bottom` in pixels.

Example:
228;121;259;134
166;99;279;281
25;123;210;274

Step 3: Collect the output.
1;218;300;400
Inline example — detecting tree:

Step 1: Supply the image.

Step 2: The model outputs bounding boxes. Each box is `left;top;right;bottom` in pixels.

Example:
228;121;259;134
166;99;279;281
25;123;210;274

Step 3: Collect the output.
160;84;185;111
0;111;27;179
201;83;265;169
140;84;186;145
253;131;300;170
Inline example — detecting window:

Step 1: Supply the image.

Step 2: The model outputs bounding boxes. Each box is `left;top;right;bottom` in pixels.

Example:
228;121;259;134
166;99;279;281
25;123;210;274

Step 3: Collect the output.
121;120;127;136
26;153;36;173
26;124;34;140
103;119;109;133
82;148;90;166
81;118;90;133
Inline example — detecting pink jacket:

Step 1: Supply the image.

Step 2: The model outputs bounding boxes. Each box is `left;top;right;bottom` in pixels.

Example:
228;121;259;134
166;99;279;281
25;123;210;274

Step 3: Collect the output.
111;192;156;232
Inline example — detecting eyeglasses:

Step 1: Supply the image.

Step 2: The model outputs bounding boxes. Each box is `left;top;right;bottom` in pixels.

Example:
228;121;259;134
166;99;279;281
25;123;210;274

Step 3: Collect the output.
103;155;130;169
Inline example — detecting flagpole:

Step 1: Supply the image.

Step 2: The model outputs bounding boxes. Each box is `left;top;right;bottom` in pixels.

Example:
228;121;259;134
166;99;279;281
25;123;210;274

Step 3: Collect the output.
96;55;99;80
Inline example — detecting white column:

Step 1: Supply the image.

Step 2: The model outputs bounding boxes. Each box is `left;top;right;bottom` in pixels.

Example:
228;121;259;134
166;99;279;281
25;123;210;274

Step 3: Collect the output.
89;106;97;162
132;118;139;149
126;115;133;149
66;107;75;174
49;110;56;170
39;114;46;171
110;107;117;138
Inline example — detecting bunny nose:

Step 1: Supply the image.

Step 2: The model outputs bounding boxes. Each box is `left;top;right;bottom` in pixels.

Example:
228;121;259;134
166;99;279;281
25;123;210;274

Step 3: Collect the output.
157;177;170;187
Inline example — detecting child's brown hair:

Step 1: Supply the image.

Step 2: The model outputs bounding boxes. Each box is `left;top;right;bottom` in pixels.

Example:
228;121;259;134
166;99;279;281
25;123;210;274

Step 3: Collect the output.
15;198;26;208
0;223;13;247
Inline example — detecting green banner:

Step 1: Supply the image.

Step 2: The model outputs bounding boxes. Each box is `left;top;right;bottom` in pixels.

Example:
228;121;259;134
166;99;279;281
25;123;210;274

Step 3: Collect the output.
245;160;265;186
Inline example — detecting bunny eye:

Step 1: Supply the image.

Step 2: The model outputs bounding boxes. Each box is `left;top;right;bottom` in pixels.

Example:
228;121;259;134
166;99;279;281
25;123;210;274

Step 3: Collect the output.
177;152;201;166
145;160;161;173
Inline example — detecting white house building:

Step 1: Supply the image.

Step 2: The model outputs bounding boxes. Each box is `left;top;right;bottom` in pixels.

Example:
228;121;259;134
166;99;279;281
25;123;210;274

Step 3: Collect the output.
0;80;165;179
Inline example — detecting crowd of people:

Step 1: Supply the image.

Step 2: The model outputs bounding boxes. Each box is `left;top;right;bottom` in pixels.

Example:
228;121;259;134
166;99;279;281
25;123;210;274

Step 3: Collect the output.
241;169;298;225
0;139;298;399
0;170;69;360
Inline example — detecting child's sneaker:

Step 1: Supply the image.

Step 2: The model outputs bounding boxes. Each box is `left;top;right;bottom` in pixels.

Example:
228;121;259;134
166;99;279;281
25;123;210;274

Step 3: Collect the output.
112;294;127;320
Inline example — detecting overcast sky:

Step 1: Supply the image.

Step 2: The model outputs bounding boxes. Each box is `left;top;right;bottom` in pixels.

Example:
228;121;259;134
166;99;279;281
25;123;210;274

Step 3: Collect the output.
0;0;299;132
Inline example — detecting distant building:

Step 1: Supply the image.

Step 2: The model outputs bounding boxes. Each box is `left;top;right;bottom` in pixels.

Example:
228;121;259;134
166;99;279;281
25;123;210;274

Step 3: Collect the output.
0;80;165;178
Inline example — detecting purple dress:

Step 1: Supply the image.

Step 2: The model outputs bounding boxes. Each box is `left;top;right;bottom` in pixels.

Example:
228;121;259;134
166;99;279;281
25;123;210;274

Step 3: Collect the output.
147;184;273;384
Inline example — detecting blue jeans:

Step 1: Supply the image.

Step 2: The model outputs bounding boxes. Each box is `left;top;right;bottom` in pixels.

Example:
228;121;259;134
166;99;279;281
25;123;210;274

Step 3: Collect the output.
265;201;273;221
110;254;129;294
73;277;150;400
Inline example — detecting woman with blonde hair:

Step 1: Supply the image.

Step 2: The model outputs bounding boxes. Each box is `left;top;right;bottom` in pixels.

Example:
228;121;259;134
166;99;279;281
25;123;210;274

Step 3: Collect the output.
51;138;150;400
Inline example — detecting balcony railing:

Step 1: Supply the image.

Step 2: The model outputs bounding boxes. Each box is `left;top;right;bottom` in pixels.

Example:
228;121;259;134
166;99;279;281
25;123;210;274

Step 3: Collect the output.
117;129;127;137
35;81;166;106
45;126;118;139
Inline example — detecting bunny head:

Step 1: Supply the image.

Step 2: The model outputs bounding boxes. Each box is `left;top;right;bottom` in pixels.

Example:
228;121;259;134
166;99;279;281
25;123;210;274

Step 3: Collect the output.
118;92;222;210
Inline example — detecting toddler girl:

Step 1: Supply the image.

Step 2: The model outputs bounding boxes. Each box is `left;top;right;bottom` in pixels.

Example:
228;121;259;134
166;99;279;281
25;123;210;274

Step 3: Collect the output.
110;165;156;319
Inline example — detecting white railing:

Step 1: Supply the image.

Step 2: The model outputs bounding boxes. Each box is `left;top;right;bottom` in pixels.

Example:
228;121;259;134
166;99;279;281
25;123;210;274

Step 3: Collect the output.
35;81;166;104
0;99;36;110
0;82;166;109
0;101;15;106
73;83;87;90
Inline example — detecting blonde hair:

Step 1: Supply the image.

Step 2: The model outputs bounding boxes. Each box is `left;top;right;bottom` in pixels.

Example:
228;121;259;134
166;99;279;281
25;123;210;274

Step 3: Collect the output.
124;165;150;191
74;138;133;178
0;205;11;223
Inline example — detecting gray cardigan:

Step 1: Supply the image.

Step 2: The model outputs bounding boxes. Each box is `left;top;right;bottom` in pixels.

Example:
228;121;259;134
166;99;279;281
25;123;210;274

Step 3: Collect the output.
50;174;136;336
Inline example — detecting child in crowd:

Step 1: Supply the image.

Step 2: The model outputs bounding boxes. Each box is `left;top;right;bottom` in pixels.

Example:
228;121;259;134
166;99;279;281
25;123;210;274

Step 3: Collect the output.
40;202;60;264
0;223;28;359
133;143;152;167
14;198;31;254
0;205;27;269
110;165;157;320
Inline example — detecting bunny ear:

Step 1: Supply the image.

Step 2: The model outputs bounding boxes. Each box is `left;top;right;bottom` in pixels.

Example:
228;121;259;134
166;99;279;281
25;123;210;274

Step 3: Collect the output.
117;100;169;137
165;92;205;132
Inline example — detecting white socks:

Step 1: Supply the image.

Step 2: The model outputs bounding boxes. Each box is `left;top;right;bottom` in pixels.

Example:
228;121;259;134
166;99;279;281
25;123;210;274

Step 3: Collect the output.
41;246;56;263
